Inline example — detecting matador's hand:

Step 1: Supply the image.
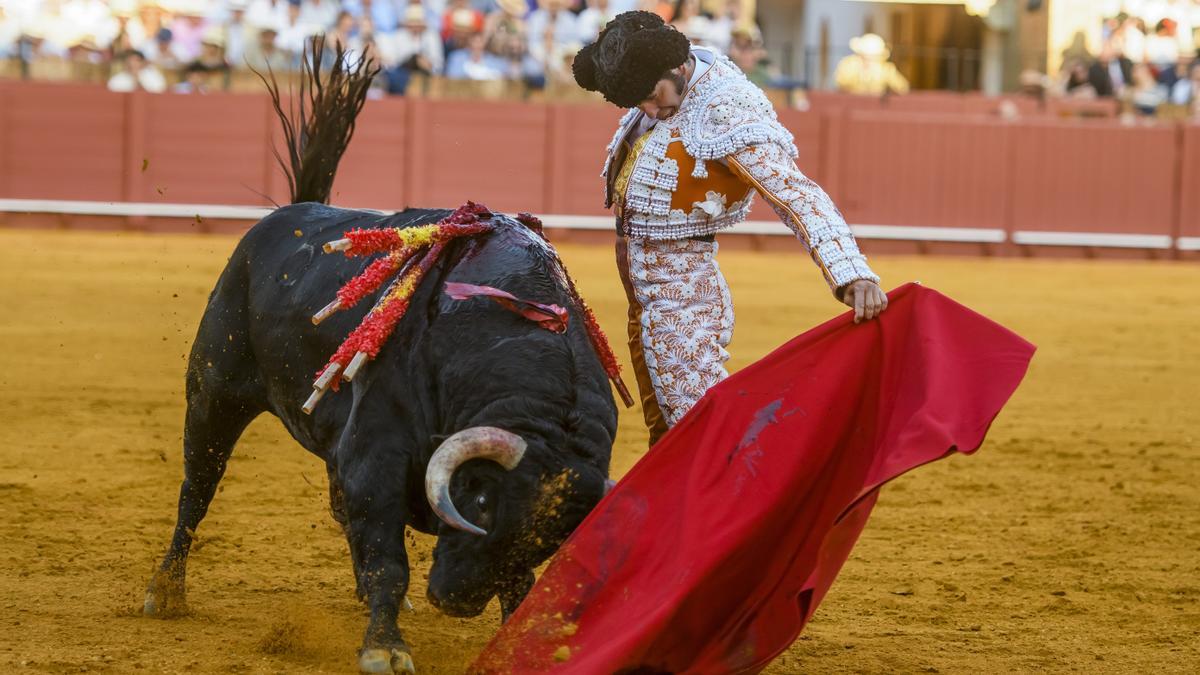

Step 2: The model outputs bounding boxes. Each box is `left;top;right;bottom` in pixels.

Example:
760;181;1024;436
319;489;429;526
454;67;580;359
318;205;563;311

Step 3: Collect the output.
841;279;888;324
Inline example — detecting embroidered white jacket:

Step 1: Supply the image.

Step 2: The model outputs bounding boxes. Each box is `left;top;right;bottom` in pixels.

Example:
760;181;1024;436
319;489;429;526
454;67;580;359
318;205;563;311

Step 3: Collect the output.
603;49;879;292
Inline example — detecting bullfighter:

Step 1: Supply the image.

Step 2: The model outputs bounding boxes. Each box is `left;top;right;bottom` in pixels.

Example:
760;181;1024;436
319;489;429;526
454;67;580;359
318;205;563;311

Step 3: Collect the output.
573;11;889;444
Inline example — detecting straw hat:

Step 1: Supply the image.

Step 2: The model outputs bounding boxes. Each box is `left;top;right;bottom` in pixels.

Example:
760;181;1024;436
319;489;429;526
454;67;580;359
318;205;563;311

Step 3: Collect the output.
402;5;428;27
167;0;207;18
450;8;477;32
201;26;226;48
849;33;889;60
497;0;528;16
109;0;139;18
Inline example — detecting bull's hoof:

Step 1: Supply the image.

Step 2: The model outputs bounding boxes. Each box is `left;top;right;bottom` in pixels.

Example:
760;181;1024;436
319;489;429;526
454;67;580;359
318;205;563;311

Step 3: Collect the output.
359;648;415;674
143;570;188;618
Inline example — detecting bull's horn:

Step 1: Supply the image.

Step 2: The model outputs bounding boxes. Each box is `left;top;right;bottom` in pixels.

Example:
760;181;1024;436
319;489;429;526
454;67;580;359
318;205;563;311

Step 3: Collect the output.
425;427;527;536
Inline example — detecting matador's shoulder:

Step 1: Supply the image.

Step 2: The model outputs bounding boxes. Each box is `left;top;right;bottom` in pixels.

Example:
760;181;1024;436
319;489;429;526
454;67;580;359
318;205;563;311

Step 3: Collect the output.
605;108;641;155
680;54;798;164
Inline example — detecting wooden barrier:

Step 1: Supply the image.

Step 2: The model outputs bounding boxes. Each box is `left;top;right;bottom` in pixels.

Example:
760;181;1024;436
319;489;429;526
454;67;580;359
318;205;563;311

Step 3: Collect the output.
406;98;550;213
1010;120;1177;247
545;103;624;217
0;81;1194;256
838;112;1013;234
1;82;126;201
137;92;277;205
331;97;409;209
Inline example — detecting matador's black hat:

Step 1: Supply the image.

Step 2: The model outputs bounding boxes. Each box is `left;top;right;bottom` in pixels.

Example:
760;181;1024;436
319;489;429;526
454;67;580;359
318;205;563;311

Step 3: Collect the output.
572;11;692;109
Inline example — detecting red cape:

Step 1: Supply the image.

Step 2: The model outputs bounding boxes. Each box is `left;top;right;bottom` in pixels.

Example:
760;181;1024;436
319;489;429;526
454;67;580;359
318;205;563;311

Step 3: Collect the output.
471;283;1035;674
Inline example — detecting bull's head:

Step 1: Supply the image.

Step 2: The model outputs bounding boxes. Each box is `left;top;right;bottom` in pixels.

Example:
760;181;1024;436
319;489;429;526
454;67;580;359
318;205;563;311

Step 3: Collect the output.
422;426;606;617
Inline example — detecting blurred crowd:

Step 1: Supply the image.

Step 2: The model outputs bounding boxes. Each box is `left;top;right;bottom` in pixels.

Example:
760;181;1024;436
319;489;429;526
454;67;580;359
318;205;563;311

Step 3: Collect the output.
1052;9;1200;119
0;0;774;96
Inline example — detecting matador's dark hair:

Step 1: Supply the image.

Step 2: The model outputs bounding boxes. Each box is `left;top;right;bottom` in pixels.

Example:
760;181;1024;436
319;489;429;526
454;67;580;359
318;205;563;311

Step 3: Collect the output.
572;11;691;109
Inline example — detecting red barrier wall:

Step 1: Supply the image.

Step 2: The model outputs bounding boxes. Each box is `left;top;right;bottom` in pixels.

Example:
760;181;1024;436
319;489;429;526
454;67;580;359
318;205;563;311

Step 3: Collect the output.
138;92;276;205
0;81;1193;255
838;112;1014;230
1;82;126;201
332;97;408;209
546;103;623;216
407;98;550;214
1010;120;1178;236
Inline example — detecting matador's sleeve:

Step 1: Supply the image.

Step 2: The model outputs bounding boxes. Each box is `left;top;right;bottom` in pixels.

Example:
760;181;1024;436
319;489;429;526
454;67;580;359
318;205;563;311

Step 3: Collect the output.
725;143;879;296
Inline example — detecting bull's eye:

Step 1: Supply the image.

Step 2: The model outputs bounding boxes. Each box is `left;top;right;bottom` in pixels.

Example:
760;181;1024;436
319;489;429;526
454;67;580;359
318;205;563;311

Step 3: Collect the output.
476;494;488;510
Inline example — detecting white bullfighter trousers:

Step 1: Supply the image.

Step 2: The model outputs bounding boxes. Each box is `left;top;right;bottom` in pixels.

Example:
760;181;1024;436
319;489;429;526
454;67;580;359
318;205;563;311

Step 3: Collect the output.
617;236;734;444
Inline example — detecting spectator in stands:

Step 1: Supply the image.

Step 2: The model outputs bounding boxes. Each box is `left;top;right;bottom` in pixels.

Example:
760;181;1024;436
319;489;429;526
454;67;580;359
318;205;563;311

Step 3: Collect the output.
528;0;580;49
443;3;484;56
577;0;617;44
1112;13;1147;64
728;24;771;88
174;61;212;93
707;0;744;54
300;0;341;29
526;0;579;86
146;27;181;70
197;27;231;71
834;33;909;96
1159;52;1198;103
63;0;118;49
1088;40;1133;98
385;3;445;93
355;32;390;97
278;0;318;55
1145;18;1181;71
1130;62;1165;115
1059;57;1097;98
544;39;581;89
445;30;506;80
443;0;483;42
488;0;535;87
107;48;167;92
246;0;288;32
221;1;253;66
356;17;381;60
169;2;210;64
329;9;358;53
244;24;291;71
485;0;530;60
131;2;168;50
108;3;142;57
669;0;719;50
345;0;400;35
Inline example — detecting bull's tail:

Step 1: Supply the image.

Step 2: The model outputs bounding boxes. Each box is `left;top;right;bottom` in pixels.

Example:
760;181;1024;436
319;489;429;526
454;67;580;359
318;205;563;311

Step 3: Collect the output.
256;35;380;205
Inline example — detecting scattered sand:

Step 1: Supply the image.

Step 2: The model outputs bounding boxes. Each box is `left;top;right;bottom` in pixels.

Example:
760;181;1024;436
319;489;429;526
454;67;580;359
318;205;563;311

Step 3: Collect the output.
0;229;1196;673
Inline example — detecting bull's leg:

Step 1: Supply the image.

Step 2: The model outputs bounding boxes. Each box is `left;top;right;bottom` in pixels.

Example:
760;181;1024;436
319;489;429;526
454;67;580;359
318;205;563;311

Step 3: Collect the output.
144;384;260;617
328;464;370;603
339;454;416;674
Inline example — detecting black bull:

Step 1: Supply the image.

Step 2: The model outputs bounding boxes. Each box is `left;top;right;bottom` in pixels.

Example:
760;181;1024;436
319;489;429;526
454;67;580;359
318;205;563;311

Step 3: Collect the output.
144;203;617;671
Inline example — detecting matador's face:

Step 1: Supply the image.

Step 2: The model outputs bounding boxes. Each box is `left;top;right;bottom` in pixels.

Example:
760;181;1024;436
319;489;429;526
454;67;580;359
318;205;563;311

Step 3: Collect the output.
637;65;688;121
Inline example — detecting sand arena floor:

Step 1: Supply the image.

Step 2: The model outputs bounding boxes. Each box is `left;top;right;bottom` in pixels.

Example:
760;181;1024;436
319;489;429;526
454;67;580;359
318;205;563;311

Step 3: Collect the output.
0;228;1196;674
